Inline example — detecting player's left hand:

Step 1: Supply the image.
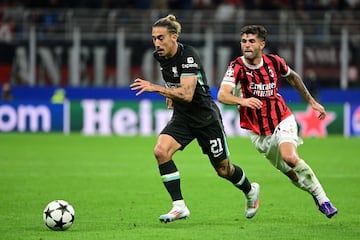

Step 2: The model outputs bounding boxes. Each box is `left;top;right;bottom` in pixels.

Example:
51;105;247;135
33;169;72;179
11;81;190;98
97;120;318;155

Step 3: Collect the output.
311;101;326;120
166;97;174;109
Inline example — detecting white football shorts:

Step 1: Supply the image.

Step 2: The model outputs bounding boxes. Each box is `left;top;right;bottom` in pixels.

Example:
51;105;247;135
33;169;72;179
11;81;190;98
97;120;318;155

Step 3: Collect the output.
250;115;303;173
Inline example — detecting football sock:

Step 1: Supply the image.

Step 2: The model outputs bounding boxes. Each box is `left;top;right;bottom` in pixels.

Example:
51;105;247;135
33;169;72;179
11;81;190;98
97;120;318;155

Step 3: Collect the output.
159;160;183;201
293;159;329;203
229;164;252;194
172;200;186;207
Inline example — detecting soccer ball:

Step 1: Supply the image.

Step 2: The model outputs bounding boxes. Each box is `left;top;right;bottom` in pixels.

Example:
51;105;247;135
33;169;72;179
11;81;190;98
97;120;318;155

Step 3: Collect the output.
43;200;75;231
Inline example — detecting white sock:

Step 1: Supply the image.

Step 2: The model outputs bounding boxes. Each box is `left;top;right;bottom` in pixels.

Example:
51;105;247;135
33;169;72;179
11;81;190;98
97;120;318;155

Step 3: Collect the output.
293;160;329;204
173;200;186;207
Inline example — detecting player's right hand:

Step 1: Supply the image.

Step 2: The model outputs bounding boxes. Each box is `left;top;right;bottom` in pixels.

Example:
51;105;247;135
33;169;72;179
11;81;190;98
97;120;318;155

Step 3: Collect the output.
130;78;153;96
241;97;263;109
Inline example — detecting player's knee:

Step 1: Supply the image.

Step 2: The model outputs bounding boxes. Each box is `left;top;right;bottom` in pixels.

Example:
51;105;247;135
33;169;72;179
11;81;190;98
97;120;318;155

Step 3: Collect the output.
213;159;233;178
153;144;172;163
215;167;231;179
154;145;165;160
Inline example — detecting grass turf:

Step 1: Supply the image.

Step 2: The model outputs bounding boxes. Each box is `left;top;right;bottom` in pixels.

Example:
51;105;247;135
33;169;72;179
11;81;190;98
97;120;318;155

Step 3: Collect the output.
0;134;359;240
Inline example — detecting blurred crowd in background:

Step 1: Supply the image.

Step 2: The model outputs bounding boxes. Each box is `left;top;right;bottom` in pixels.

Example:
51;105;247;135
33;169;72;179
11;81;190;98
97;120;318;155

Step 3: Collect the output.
0;0;359;91
0;0;360;10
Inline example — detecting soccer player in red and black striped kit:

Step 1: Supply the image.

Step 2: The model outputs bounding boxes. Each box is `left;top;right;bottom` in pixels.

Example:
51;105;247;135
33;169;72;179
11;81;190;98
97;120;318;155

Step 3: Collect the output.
218;25;337;218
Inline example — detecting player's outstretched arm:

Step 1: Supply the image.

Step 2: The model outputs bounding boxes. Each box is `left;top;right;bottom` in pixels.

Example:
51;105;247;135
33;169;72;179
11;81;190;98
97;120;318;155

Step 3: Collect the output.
285;69;326;120
285;69;313;101
130;76;197;103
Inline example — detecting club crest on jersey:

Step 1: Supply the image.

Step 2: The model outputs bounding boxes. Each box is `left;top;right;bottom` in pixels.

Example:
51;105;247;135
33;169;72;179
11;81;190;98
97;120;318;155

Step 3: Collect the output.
269;68;274;78
187;57;194;63
172;66;179;77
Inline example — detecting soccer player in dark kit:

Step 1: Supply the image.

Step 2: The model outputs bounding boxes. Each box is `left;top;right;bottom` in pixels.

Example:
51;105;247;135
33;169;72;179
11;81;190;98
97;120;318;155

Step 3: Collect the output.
130;15;260;223
217;25;337;218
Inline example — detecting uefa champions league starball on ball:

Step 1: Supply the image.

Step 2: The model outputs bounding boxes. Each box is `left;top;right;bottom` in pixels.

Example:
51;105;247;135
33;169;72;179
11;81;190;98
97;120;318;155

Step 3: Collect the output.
43;200;75;231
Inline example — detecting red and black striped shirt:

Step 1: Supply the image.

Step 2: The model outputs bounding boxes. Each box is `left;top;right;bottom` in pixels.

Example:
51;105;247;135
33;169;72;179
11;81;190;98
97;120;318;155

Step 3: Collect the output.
221;54;292;136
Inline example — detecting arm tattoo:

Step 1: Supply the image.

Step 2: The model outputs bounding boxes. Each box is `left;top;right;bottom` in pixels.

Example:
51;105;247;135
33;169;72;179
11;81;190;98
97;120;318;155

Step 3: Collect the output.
286;72;312;102
156;83;191;102
156;75;197;102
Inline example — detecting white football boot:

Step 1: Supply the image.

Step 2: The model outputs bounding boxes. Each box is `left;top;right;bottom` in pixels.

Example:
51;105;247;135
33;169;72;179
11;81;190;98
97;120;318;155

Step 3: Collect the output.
159;200;190;223
245;183;260;219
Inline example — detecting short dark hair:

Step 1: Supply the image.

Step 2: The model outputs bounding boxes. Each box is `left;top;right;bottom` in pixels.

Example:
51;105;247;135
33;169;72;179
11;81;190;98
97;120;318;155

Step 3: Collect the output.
240;25;267;41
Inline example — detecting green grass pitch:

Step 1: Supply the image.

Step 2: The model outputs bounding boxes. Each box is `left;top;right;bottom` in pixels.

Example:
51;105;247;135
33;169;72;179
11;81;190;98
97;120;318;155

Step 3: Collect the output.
0;134;359;240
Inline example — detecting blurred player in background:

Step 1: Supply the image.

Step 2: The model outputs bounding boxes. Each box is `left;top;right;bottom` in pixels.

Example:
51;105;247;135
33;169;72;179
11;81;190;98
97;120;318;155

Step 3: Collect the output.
217;25;337;218
1;82;13;101
130;14;260;223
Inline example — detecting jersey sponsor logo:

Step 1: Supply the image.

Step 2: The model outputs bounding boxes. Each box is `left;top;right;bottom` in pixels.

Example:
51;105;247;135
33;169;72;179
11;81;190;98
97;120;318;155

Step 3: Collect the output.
181;56;198;69
249;82;276;97
182;62;199;69
249;82;276;91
